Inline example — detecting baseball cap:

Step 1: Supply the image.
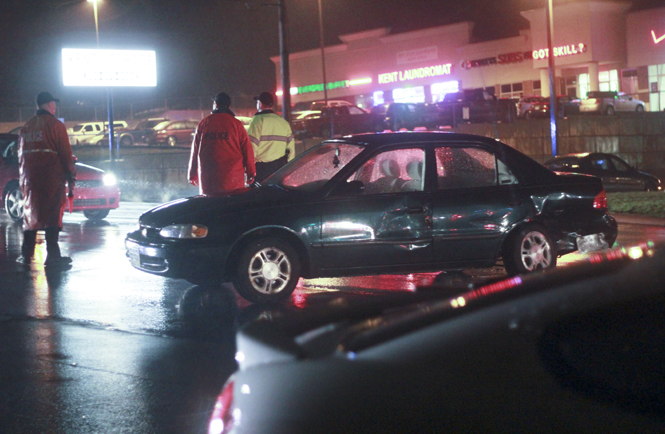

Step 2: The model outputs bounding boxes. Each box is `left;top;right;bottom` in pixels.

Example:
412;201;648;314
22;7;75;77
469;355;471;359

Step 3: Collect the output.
212;92;232;107
36;91;60;106
253;92;274;106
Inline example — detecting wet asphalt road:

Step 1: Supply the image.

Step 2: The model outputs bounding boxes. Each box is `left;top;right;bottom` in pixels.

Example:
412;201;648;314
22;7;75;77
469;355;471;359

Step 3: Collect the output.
1;203;664;433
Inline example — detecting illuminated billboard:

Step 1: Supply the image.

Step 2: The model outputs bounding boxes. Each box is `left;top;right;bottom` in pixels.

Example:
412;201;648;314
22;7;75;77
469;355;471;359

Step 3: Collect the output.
62;48;157;87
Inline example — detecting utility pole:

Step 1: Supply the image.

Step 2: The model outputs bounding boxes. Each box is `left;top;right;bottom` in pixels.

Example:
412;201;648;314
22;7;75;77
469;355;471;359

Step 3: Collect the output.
278;0;291;123
546;0;557;156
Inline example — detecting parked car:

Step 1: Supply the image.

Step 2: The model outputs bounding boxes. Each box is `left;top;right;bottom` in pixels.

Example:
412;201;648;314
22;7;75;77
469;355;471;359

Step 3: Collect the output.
236;116;252;132
144;120;199;147
371;102;442;131
291;104;379;138
1;133;120;221
544;152;662;192
516;95;548;118
579;91;646;115
125;132;617;303
523;95;581;119
67;121;128;146
436;89;517;126
114;118;167;147
309;100;355;111
208;242;665;434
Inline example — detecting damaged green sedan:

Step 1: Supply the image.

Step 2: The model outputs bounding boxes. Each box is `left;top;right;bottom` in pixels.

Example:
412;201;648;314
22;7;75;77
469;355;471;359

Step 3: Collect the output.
125;132;617;303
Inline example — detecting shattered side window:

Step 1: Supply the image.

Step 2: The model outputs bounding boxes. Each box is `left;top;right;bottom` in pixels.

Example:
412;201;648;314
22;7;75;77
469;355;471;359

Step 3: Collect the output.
270;143;364;192
436;146;498;189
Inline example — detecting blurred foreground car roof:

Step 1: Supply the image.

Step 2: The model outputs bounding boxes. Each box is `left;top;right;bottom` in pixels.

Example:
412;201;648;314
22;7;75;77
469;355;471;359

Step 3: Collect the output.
212;242;665;433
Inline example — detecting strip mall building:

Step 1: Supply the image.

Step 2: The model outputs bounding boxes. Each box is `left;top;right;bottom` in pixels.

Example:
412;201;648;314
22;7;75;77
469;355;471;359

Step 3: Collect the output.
272;1;665;112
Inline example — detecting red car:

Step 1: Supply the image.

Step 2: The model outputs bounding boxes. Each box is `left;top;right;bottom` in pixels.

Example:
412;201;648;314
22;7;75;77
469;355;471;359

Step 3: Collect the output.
145;120;198;147
1;133;120;221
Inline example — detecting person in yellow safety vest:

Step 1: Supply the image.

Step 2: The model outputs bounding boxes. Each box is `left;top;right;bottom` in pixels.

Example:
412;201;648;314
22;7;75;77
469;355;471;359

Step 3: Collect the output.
247;92;295;183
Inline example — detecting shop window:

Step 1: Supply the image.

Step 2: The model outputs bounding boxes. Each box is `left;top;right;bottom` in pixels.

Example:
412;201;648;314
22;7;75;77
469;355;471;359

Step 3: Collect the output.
431;80;460;103
373;91;385;105
579;73;590;99
499;83;523;99
648;64;665;111
393;86;425;103
599;70;619;92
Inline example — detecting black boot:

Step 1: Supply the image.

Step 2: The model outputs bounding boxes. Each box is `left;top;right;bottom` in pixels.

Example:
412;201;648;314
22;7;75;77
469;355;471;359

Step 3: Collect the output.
17;230;37;266
44;228;72;267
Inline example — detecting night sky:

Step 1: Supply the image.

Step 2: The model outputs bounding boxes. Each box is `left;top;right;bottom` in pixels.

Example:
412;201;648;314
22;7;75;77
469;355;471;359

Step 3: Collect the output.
0;0;662;109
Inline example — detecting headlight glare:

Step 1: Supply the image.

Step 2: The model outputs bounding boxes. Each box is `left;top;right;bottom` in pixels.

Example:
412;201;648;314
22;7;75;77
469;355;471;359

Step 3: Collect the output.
103;173;117;186
159;224;208;239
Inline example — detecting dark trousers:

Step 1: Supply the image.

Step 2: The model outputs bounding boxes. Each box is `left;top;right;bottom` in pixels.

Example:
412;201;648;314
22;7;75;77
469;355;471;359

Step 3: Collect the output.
255;155;288;183
22;228;61;259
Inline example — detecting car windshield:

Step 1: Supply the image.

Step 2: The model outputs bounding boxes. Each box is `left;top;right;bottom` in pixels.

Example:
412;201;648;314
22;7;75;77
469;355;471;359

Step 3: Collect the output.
136;119;164;129
266;142;364;192
153;121;171;131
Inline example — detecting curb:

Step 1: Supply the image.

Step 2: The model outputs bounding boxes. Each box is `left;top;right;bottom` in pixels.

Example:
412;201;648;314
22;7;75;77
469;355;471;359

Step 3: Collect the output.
613;213;665;227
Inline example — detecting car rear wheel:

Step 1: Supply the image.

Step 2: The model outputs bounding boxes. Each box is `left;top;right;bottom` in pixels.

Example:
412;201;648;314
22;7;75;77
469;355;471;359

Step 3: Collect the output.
120;135;133;147
503;224;556;276
605;106;615;115
4;182;24;222
234;238;300;303
83;209;110;220
167;136;178;147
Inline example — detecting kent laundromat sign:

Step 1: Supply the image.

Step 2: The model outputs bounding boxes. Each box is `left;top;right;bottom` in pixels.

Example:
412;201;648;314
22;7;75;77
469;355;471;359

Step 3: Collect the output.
378;63;453;84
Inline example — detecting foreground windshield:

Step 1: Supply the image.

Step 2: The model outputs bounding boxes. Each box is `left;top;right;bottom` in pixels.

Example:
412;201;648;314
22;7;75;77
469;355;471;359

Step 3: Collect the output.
268;142;364;192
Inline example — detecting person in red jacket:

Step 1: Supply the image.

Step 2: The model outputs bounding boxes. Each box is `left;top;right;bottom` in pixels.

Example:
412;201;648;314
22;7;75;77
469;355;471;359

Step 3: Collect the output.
17;91;76;267
188;92;256;194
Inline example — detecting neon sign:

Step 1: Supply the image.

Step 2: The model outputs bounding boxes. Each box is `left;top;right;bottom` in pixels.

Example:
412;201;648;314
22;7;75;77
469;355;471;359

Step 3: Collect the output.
378;63;452;84
532;43;587;60
653;30;665;44
276;77;372;96
461;51;531;69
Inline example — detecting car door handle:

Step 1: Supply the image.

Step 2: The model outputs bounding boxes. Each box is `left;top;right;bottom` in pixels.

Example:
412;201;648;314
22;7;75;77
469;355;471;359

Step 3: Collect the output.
407;206;424;214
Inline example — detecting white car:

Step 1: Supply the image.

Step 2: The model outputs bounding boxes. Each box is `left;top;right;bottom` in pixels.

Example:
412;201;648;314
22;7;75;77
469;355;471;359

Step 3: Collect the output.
209;242;665;434
68;121;128;145
580;91;646;115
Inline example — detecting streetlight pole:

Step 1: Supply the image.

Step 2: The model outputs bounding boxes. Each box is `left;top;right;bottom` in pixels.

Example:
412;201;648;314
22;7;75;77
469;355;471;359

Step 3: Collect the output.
546;0;557;156
317;0;328;106
278;0;291;123
88;0;116;171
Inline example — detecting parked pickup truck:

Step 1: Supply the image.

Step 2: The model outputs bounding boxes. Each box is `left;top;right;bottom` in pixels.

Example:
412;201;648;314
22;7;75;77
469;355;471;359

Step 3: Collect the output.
292;104;382;139
436;89;517;126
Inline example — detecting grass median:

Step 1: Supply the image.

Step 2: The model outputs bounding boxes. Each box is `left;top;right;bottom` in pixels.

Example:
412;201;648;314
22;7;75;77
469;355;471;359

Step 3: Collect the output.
607;192;665;218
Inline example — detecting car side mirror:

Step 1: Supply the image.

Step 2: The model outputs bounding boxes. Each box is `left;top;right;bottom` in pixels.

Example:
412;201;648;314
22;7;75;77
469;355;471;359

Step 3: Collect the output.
330;180;364;196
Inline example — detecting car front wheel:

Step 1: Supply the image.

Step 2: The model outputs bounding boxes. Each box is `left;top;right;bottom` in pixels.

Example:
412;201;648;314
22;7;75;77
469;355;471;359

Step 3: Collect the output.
120;135;133;147
636;105;645;112
234;238;300;303
167;136;178;147
83;209;110;220
4;182;24;222
503;224;556;276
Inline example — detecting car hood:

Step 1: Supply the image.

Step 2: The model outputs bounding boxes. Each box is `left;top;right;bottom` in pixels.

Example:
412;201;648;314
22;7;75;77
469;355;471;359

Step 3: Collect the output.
139;184;306;227
75;162;105;180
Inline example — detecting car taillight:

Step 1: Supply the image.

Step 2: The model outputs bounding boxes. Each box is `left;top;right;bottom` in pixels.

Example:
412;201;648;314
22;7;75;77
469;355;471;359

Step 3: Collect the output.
593;190;608;209
208;380;235;434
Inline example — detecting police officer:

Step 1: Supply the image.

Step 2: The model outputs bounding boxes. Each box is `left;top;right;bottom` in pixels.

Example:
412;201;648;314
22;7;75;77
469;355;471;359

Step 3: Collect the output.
247;92;295;182
17;91;76;267
188;92;256;194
